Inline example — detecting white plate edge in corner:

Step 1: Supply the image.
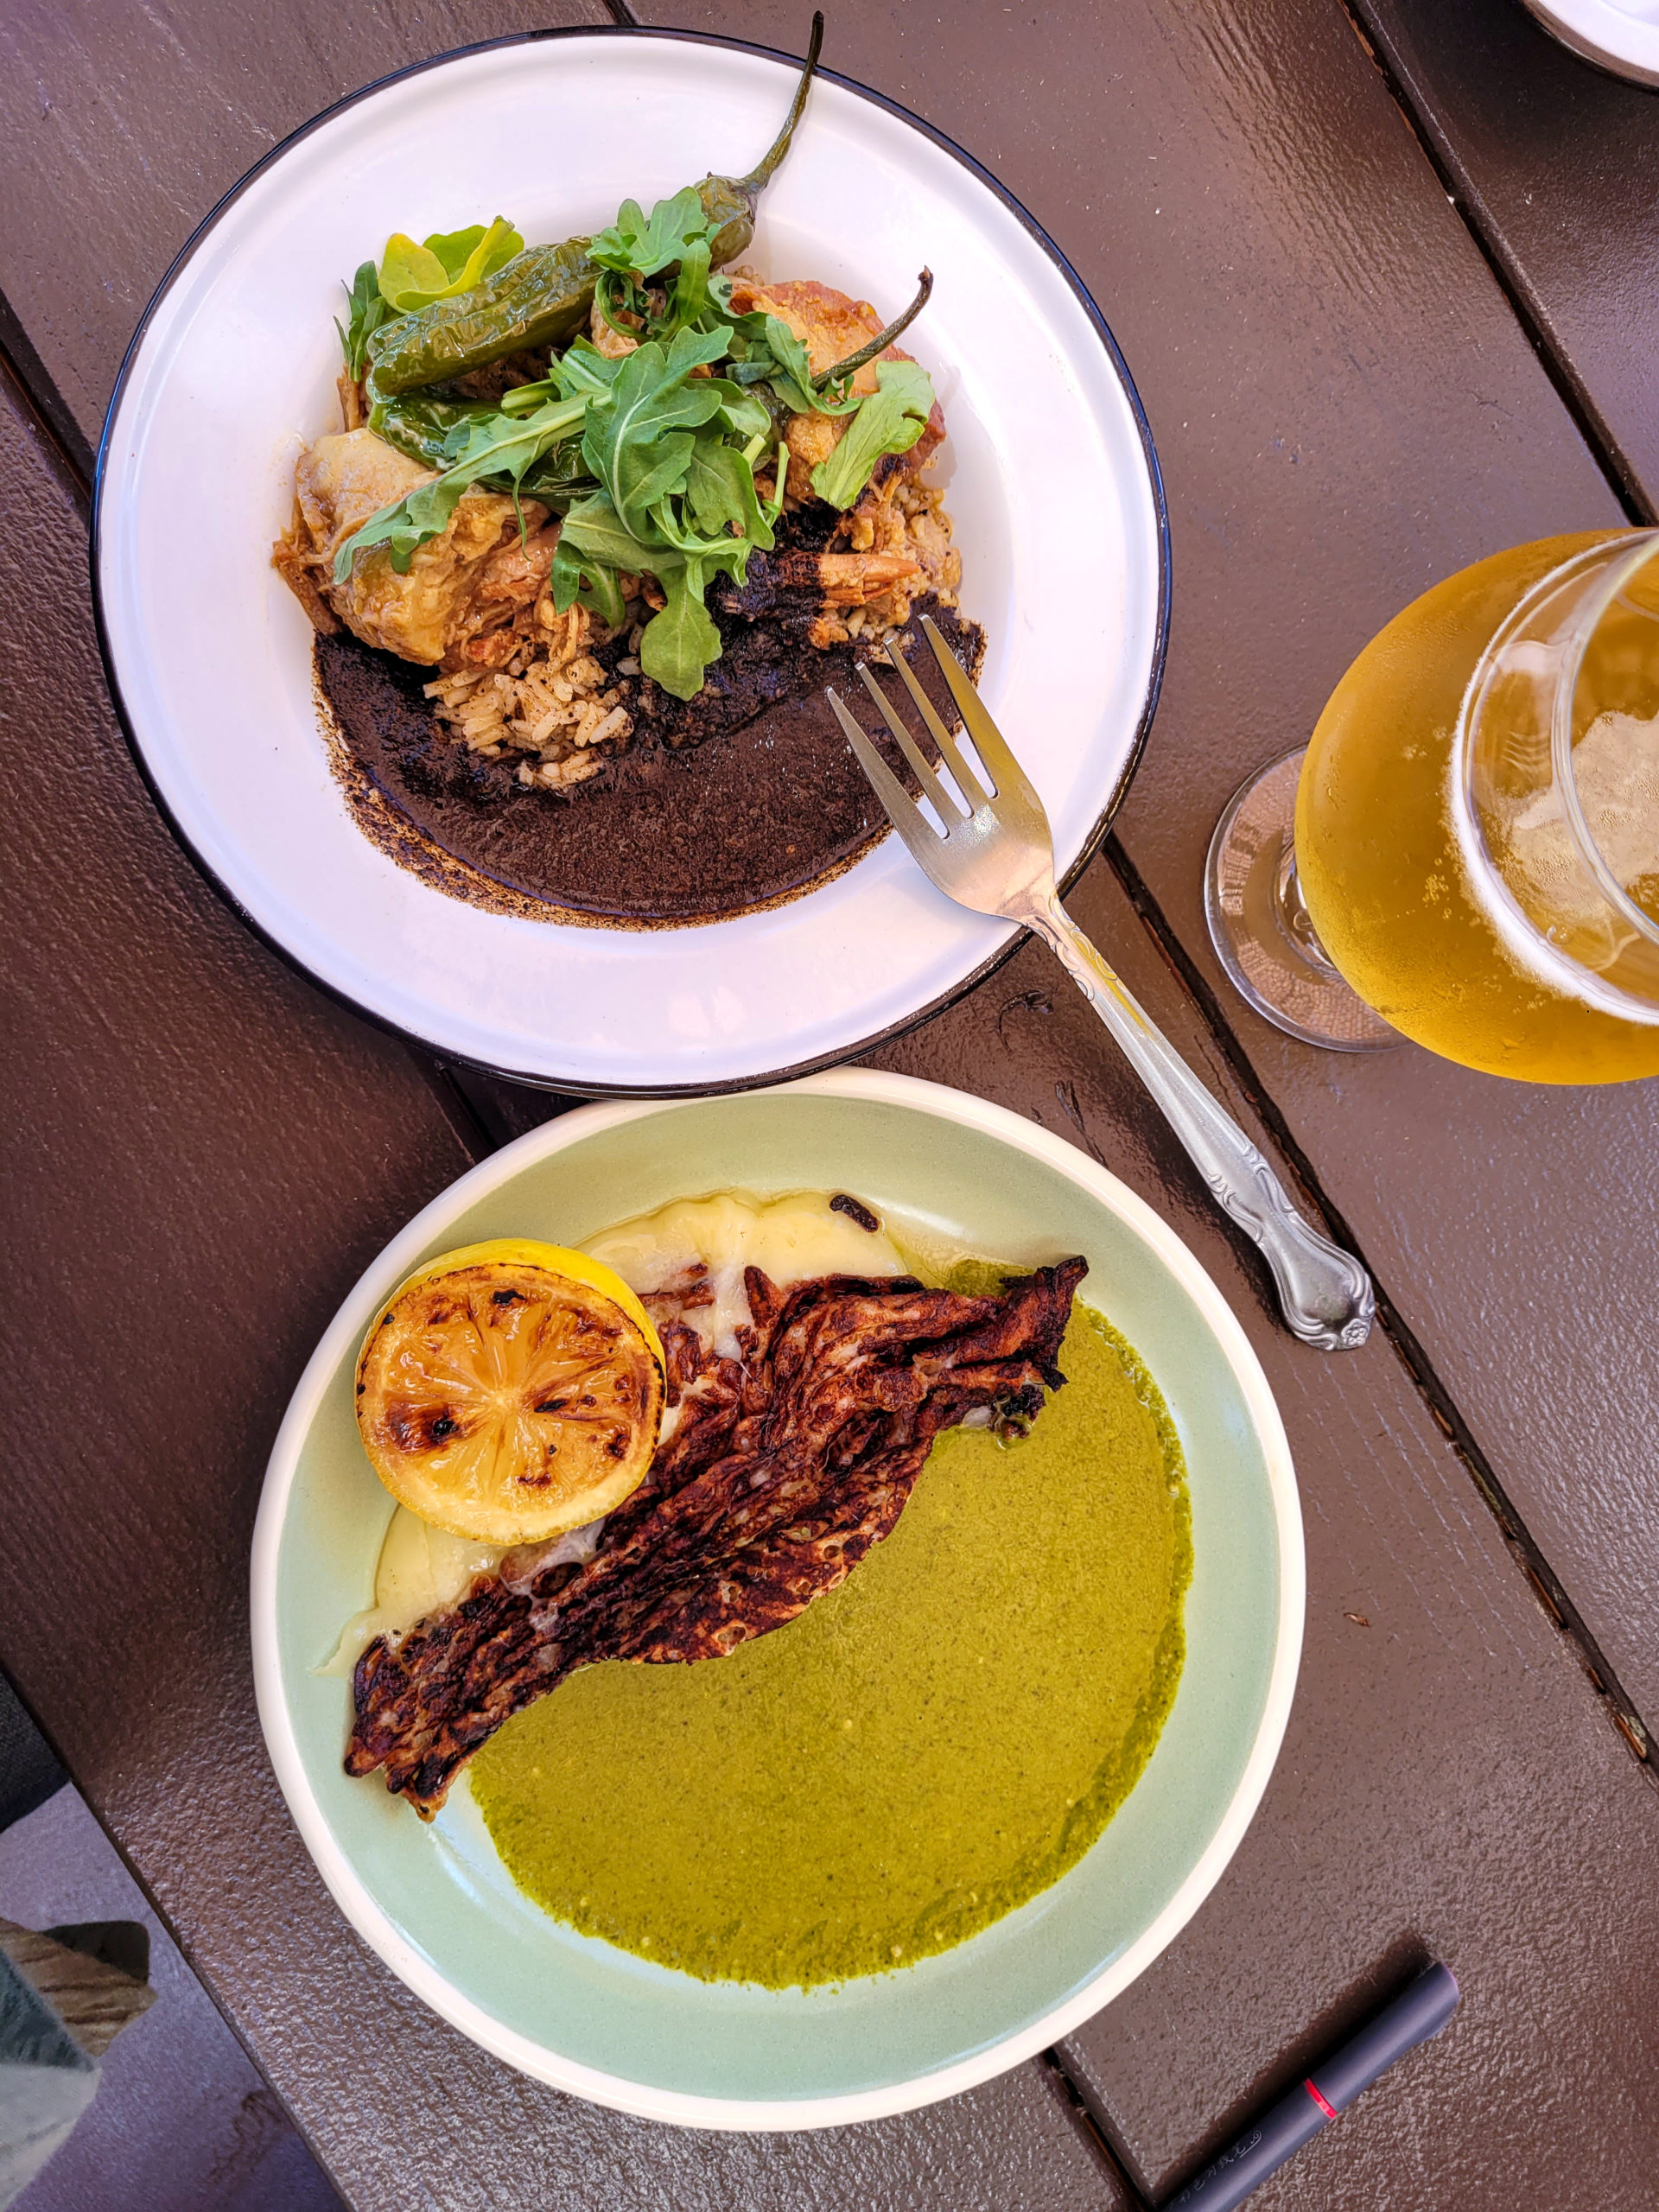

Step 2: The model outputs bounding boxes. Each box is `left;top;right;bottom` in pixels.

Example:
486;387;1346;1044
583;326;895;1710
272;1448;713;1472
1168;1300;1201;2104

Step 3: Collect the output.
97;33;1166;1096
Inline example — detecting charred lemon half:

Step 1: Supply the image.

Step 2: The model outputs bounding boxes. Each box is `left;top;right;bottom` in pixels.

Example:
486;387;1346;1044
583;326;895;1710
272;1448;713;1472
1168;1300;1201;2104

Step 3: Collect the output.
355;1238;665;1544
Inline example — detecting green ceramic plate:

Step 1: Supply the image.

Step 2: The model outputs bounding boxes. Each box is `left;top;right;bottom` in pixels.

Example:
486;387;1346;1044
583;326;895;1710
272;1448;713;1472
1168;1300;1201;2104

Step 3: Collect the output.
252;1071;1300;2129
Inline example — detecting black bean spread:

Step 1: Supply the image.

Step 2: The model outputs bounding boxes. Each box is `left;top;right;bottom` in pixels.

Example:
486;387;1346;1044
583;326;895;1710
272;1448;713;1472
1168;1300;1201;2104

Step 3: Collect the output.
314;585;985;927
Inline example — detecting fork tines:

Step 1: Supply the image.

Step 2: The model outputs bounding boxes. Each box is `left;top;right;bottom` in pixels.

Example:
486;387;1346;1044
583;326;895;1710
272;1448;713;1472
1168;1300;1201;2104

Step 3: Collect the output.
825;614;1045;838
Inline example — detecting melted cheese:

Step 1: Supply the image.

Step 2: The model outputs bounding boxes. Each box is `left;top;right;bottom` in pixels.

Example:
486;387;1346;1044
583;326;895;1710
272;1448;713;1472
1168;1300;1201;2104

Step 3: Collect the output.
321;1510;610;1676
581;1189;903;1355
321;1513;510;1676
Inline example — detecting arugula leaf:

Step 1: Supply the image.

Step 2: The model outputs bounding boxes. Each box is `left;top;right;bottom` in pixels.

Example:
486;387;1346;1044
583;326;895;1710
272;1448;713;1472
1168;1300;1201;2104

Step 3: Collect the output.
589;188;710;281
810;360;937;509
378;217;523;315
705;380;774;443
555;492;686;635
684;432;775;551
549;533;628;626
721;315;815;412
336;263;391;380
663;237;711;338
707;286;860;417
645;501;747;566
548;531;589;614
549;533;580;601
572;327;790;694
594;230;714;348
332;395;586;580
334;471;476;580
557;343;629;398
581;327;730;540
538;306;801;696
752;315;823;413
558;489;746;699
641;561;726;699
582;564;630;628
638;524;753;698
558;490;681;577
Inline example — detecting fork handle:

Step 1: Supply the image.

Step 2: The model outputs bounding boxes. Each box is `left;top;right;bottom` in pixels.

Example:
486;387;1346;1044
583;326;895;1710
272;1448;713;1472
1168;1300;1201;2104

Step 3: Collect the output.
1026;890;1375;1351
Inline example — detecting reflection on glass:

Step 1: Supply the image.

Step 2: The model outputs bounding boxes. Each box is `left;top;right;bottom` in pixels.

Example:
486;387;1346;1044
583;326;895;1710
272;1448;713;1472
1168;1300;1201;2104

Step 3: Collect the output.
1206;531;1659;1084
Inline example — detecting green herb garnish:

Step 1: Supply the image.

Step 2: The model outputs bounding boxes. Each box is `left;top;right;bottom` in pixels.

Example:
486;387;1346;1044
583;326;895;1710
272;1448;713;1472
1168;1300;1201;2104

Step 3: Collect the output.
589;188;710;283
336;262;391;381
810;359;936;509
563;327;771;697
581;326;729;538
331;396;587;579
328;162;941;700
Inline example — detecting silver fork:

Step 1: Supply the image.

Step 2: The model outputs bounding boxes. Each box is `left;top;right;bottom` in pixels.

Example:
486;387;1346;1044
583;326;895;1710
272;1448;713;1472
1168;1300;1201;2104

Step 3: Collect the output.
827;618;1374;1351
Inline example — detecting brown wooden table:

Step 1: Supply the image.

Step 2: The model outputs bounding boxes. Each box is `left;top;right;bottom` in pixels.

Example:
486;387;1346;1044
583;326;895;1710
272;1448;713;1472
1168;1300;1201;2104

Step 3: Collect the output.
3;2;1658;2204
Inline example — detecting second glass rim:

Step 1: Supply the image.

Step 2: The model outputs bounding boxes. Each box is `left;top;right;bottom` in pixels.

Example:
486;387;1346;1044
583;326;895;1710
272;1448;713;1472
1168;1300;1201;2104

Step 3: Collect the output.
1454;528;1659;999
1550;529;1659;953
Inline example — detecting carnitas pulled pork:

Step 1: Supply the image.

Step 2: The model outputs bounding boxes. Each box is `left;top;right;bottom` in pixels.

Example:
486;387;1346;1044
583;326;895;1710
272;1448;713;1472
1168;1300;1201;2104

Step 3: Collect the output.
347;1257;1086;1817
272;428;558;670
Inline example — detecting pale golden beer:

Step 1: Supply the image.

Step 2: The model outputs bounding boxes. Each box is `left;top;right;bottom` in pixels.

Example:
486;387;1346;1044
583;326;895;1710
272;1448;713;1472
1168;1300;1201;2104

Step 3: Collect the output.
1294;531;1659;1084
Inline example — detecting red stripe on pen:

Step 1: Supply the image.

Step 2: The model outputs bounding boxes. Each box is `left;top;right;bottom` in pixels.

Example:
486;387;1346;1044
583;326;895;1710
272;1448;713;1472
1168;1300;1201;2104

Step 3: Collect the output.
1303;2079;1338;2121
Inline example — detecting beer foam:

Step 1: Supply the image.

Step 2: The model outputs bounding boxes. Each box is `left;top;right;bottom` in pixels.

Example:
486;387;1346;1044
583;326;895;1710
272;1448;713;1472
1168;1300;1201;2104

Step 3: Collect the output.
1488;710;1659;973
1448;718;1659;1020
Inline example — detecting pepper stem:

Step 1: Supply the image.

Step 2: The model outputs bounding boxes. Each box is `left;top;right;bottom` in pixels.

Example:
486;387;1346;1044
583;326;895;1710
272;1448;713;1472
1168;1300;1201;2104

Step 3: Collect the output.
812;269;934;395
744;11;825;188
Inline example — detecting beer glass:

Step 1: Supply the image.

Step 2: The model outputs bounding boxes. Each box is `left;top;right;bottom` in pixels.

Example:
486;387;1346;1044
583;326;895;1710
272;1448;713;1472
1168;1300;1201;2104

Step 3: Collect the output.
1205;531;1659;1083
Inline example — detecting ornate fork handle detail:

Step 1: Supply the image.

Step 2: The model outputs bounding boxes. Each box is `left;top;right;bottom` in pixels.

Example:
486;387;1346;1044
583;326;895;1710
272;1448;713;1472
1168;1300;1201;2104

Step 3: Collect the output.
825;621;1375;1351
1027;889;1374;1351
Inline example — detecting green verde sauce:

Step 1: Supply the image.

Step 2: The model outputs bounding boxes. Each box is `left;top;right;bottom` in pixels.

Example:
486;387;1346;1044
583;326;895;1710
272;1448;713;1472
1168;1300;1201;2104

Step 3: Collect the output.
470;1288;1192;1989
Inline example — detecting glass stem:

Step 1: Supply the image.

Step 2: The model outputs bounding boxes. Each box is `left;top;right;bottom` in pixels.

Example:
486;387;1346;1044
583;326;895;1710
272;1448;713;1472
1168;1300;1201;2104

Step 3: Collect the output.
1274;845;1343;979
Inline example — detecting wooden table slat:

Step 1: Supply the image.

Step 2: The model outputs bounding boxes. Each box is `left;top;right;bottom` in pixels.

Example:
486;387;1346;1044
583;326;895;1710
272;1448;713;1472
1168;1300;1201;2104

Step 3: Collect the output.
0;0;619;448
5;0;1659;2201
1351;0;1659;521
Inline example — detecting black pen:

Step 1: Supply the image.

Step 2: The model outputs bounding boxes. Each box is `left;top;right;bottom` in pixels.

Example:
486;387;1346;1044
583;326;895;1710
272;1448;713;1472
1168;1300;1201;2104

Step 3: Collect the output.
1167;1962;1460;2209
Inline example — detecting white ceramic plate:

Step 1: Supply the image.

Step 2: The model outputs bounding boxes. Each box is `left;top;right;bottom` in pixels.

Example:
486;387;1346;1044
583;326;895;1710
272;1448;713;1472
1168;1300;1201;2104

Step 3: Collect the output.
1520;0;1659;84
252;1071;1300;2129
95;29;1167;1094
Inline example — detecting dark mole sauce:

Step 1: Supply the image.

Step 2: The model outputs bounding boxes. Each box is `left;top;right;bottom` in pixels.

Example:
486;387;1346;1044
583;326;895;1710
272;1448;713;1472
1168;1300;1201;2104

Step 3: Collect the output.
314;575;986;929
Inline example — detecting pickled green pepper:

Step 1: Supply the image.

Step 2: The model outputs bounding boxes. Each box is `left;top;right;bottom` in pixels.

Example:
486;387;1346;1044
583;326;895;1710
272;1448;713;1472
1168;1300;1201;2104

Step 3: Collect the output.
370;392;499;467
366;13;823;397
